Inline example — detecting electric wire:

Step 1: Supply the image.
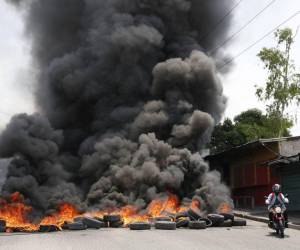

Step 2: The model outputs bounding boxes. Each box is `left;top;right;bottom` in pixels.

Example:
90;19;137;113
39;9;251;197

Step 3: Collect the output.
217;11;300;70
209;0;277;55
199;0;244;42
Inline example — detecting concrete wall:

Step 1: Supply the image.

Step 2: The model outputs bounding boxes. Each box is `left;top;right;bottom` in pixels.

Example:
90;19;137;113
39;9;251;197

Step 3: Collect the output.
279;139;300;157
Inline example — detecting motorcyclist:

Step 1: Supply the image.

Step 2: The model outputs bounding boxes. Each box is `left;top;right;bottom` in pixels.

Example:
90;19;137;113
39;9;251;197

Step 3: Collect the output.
265;184;289;227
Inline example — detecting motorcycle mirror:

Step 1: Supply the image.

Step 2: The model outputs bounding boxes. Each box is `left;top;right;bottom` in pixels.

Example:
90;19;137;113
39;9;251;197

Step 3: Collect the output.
285;194;289;197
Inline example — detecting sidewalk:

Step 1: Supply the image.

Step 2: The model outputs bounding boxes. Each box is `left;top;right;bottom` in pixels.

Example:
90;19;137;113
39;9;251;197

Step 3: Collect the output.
234;207;300;230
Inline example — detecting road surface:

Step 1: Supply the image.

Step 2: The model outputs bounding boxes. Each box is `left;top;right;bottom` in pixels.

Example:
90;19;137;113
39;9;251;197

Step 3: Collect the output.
0;220;299;250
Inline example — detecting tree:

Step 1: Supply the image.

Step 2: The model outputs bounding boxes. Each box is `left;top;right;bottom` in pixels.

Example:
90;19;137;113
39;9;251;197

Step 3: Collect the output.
209;109;292;154
256;28;300;137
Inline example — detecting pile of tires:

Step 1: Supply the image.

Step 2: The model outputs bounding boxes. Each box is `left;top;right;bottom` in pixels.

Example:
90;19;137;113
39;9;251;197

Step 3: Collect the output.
103;215;124;228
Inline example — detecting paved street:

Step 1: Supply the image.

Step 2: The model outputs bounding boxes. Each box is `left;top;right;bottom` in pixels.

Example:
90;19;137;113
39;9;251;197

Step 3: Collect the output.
0;220;299;250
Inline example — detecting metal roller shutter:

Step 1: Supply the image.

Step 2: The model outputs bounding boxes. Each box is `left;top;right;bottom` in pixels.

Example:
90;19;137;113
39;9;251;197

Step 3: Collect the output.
281;164;300;211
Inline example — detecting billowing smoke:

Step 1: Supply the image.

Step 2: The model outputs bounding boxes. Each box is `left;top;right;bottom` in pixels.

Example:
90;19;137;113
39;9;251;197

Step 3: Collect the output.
1;0;232;215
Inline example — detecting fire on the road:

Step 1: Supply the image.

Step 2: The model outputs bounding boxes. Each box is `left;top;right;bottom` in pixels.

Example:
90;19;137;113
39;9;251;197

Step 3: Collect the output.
0;192;228;232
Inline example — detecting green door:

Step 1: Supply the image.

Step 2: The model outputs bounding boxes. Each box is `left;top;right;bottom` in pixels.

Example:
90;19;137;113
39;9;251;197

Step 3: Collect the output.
281;164;300;211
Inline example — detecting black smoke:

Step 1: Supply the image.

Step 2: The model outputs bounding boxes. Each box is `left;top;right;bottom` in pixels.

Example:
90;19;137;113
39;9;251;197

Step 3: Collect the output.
1;0;233;214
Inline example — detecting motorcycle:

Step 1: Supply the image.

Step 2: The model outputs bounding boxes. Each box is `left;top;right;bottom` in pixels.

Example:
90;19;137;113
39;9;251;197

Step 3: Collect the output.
265;194;288;238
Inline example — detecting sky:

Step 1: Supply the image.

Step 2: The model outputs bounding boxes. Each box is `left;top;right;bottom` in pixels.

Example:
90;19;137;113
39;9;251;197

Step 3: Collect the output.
0;0;299;135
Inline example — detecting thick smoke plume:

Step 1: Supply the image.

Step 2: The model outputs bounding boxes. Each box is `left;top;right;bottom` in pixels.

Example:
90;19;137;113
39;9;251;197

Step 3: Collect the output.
1;0;233;215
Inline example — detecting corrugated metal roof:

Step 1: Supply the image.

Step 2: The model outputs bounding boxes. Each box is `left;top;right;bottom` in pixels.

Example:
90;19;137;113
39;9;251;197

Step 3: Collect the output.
206;136;300;159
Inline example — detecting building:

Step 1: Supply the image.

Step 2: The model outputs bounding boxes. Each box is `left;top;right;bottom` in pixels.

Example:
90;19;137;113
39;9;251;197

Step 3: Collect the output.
205;136;300;210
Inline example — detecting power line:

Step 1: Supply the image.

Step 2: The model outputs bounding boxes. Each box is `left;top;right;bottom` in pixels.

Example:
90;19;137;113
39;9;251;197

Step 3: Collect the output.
218;11;300;70
209;0;277;55
199;0;244;42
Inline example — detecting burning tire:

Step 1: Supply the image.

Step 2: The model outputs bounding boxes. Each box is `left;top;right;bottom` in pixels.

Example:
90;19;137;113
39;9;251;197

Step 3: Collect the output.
155;221;176;230
39;225;60;232
82;217;104;229
94;218;109;227
103;215;121;223
232;219;247;227
66;222;87;230
0;220;6;233
0;220;6;227
176;211;189;220
207;214;224;227
188;220;206;230
110;220;124;228
187;208;202;221
129;222;151;230
219;213;234;222
176;218;190;228
155;217;172;222
74;217;84;222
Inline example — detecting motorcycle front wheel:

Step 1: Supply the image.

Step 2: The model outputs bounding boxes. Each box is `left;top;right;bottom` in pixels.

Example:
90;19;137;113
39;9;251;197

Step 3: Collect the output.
279;220;285;238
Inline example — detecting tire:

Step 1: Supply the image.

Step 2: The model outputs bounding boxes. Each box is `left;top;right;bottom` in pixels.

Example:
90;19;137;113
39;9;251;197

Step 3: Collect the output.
94;218;109;227
188;221;206;230
279;221;284;238
82;217;104;229
66;222;87;230
74;217;84;222
103;215;121;223
207;214;224;227
200;218;213;227
0;226;6;233
110;220;124;228
155;217;172;222
187;209;202;221
176;212;189;220
219;220;232;227
39;225;60;232
176;218;190;228
232;219;247;227
219;213;234;222
0;220;6;227
155;221;176;230
129;222;151;230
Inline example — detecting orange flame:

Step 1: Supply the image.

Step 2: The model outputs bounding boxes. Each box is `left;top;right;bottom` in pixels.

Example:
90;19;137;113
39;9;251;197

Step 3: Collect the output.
217;202;233;214
0;192;38;231
0;192;209;232
40;203;79;228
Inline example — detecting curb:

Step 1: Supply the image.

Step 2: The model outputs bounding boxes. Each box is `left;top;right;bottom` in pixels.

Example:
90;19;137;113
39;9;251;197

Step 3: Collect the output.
234;212;300;231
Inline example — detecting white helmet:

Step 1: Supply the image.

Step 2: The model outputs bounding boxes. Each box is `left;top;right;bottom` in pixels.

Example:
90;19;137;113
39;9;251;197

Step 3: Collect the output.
272;184;281;193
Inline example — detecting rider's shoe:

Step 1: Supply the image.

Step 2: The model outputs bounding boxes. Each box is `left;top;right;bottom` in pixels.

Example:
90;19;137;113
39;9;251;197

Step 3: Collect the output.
285;221;289;228
268;221;273;228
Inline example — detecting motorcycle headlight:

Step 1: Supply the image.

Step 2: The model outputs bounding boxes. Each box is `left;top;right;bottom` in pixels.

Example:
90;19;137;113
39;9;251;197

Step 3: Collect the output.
275;207;282;213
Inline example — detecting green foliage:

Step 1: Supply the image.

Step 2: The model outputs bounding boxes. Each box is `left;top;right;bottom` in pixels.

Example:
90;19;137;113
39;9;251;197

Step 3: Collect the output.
209;109;292;154
255;28;300;136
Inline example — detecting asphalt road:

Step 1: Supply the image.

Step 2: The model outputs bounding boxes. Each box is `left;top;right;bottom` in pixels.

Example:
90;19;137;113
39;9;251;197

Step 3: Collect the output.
0;220;299;250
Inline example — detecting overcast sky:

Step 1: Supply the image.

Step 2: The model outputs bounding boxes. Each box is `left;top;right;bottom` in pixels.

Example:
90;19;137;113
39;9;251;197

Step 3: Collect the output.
0;0;300;135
